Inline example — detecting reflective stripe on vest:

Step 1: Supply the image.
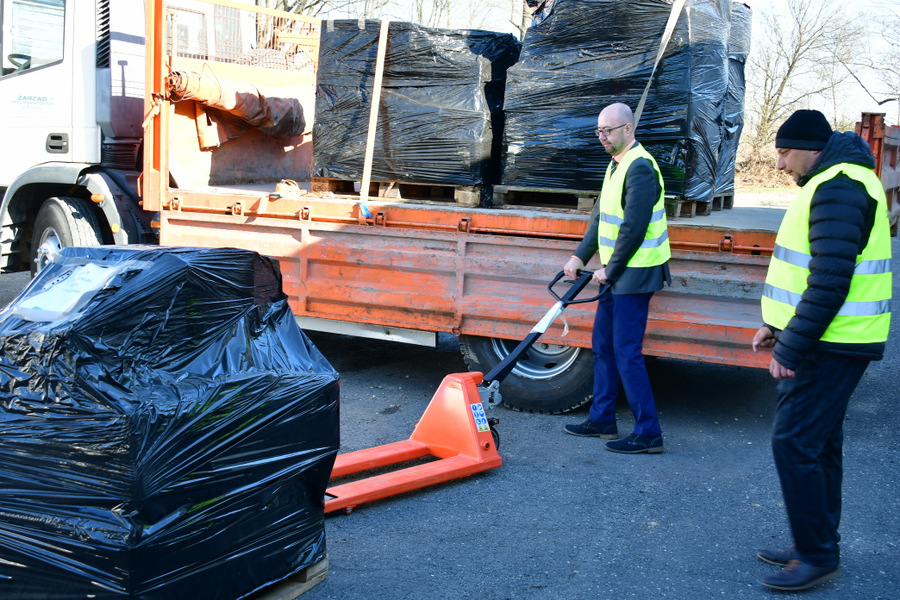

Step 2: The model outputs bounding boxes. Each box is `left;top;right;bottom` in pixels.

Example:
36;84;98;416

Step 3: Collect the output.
771;244;891;276
760;162;893;344
597;144;670;267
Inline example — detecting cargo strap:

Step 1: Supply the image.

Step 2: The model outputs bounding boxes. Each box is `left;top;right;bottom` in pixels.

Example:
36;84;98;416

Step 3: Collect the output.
634;0;687;127
358;18;391;221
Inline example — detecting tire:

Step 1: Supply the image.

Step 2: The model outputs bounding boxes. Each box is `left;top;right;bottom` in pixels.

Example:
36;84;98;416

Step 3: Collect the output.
459;334;593;414
31;196;104;275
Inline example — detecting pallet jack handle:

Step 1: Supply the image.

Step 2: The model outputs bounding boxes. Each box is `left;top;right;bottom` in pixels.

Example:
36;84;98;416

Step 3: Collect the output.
325;271;606;514
479;270;609;409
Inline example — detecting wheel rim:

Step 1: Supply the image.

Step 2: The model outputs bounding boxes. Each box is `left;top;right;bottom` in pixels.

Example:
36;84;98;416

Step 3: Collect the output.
34;227;63;271
487;338;581;381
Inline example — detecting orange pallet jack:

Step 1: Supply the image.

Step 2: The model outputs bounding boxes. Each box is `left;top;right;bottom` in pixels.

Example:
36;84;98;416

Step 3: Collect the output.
325;271;604;514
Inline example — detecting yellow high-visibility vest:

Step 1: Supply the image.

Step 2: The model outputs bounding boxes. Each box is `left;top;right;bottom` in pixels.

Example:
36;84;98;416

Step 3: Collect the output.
597;144;670;267
761;162;892;343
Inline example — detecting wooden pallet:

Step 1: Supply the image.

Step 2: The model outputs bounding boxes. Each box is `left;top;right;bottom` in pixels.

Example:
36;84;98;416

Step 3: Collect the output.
665;196;697;219
310;177;483;206
666;194;732;219
712;193;734;210
491;185;597;211
249;556;329;600
695;199;713;217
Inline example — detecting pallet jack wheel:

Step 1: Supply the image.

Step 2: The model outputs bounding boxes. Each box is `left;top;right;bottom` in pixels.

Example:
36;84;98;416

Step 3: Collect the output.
490;422;500;451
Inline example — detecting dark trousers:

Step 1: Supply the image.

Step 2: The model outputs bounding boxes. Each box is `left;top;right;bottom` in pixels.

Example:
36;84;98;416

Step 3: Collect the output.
588;291;661;436
772;351;869;568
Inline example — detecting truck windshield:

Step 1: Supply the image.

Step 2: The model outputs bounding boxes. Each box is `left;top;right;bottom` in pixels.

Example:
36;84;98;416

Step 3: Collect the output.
0;0;65;78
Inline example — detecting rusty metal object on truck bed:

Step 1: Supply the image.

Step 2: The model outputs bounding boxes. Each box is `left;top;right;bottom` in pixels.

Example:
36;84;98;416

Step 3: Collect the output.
166;69;306;140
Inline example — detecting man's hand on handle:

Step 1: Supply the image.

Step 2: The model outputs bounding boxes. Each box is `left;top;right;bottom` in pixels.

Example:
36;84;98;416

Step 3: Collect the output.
563;256;585;279
564;257;608;285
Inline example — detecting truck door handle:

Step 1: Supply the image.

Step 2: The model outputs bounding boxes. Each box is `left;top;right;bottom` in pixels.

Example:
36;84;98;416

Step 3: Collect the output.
46;133;69;153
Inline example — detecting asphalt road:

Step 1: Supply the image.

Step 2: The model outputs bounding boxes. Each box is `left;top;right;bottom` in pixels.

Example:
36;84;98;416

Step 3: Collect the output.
0;271;31;308
0;240;896;600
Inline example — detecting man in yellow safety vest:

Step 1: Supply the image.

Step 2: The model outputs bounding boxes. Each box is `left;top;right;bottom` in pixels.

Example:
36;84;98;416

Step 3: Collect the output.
752;109;892;591
562;102;671;454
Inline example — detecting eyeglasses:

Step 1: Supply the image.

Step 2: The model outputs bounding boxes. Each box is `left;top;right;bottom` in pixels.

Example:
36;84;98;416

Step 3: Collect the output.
595;123;628;137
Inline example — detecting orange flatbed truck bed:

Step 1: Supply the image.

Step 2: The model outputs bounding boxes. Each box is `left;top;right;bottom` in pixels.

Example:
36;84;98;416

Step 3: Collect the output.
153;185;776;410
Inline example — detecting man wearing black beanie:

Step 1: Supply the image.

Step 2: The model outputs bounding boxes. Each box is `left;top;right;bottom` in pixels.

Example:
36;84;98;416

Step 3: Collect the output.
751;109;893;591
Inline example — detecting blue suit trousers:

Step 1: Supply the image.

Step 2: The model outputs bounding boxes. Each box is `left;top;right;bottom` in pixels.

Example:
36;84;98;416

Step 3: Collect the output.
588;291;661;436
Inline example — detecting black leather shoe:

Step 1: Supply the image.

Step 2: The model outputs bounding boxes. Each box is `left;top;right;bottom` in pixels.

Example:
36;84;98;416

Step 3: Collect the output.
760;560;840;591
757;545;799;567
563;419;618;439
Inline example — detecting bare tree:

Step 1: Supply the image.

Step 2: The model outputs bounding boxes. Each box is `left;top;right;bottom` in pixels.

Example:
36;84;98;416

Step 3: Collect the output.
743;0;867;154
874;1;900;121
477;0;527;33
258;0;333;16
264;0;523;34
259;0;387;19
408;0;452;28
812;19;871;128
358;0;390;18
402;0;514;30
510;0;532;39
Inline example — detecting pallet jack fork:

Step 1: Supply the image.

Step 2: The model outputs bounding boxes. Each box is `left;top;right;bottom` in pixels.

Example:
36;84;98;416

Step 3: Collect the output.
324;271;604;514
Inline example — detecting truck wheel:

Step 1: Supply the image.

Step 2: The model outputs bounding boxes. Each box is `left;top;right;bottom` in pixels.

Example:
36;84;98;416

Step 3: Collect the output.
459;335;593;414
31;196;103;275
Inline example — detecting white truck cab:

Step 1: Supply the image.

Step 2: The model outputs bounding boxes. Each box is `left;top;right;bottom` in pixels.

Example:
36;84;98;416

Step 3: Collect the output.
0;0;151;274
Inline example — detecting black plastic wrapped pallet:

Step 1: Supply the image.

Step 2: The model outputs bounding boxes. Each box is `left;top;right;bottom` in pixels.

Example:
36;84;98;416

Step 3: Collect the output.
501;0;731;203
313;20;520;186
0;246;340;600
715;2;752;196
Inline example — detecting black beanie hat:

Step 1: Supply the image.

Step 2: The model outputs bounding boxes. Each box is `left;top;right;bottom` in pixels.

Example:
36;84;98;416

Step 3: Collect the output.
775;110;832;150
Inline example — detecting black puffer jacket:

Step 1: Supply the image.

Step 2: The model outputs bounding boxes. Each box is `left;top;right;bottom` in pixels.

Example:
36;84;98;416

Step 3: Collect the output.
770;130;885;369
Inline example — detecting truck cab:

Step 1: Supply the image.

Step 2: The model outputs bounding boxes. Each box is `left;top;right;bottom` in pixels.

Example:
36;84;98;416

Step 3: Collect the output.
0;0;151;274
